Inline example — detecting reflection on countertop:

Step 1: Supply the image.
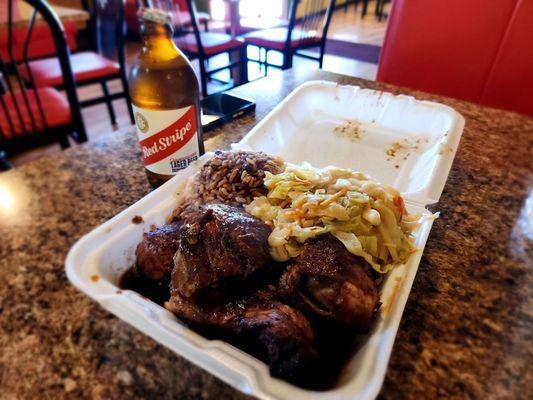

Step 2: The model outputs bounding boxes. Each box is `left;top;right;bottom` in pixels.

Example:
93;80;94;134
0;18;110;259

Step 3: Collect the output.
510;188;533;260
0;69;532;400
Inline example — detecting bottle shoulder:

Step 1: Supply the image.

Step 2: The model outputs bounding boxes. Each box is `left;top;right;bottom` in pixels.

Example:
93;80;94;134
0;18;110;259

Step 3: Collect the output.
132;52;192;69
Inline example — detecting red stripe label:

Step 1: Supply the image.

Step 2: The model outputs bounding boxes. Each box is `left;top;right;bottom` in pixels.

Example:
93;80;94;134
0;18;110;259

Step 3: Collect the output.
139;106;197;166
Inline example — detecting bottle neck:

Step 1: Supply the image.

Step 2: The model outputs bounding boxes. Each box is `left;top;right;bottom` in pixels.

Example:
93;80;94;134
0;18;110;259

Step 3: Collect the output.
140;19;180;60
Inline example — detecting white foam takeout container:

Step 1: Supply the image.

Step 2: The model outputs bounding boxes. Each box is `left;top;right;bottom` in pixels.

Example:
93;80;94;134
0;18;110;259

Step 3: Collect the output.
66;81;464;400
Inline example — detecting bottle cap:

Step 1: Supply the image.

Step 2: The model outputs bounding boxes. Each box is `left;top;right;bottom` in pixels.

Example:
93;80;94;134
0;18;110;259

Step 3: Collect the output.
142;8;172;25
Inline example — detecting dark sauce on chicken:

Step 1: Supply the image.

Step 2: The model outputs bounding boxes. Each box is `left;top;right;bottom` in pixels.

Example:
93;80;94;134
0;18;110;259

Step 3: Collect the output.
119;204;381;390
119;267;170;307
120;265;366;390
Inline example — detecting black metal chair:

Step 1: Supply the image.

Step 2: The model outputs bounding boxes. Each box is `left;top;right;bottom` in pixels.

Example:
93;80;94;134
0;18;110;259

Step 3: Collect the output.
21;0;134;128
0;150;14;171
361;0;369;18
344;0;360;13
172;0;248;96
242;0;336;72
375;0;390;21
0;0;87;162
353;0;387;20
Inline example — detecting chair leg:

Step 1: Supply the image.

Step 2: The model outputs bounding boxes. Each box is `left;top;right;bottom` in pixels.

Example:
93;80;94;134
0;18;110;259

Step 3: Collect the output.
59;134;70;149
362;0;369;18
119;70;135;124
282;51;293;70
258;47;264;74
203;20;209;32
239;46;249;84
100;81;118;129
319;44;326;69
378;0;387;21
68;99;88;143
263;48;269;76
0;151;13;171
198;58;208;97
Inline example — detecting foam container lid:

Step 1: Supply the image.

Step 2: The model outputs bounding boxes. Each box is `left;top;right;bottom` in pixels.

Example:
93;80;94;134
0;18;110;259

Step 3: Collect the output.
66;81;464;400
234;81;463;206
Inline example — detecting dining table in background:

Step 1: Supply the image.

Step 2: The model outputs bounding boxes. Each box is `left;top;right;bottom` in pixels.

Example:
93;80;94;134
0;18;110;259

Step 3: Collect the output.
0;69;531;399
0;0;89;28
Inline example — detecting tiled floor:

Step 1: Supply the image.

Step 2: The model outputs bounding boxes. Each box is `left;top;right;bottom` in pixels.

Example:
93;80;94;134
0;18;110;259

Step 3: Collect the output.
9;3;389;166
328;1;389;45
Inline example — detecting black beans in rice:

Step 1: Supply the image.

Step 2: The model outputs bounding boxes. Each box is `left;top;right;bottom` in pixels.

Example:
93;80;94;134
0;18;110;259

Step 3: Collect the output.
173;150;285;221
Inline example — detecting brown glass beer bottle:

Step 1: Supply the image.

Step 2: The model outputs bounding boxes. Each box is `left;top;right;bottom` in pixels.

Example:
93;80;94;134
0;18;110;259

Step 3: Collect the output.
129;8;204;188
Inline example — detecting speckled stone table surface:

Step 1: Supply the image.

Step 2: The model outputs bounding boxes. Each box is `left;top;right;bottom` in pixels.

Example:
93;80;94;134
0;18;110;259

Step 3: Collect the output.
0;69;532;399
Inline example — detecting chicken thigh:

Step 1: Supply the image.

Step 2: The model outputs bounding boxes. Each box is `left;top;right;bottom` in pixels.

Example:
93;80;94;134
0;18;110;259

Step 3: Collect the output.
279;235;381;330
135;222;183;281
165;289;318;381
173;204;273;297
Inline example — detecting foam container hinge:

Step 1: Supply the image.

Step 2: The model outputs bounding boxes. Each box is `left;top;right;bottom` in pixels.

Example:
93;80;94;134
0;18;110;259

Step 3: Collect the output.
66;81;464;400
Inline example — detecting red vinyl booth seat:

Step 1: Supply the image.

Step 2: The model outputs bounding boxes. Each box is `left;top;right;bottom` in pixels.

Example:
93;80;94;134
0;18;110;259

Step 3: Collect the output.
0;88;71;138
20;51;120;87
377;0;533;116
0;23;79;62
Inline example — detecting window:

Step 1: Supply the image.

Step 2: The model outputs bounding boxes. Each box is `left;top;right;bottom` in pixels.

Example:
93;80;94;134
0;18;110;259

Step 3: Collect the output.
209;0;285;21
210;0;225;20
239;0;284;19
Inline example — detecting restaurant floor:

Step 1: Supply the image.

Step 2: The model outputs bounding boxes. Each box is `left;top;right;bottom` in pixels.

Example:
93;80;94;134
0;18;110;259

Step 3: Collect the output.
10;4;388;166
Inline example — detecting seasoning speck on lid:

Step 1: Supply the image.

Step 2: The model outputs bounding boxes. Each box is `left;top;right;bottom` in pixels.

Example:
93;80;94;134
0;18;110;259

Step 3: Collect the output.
333;120;363;141
132;215;144;224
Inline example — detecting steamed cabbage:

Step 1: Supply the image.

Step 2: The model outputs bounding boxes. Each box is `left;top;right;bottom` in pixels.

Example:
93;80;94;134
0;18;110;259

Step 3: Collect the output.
245;163;431;273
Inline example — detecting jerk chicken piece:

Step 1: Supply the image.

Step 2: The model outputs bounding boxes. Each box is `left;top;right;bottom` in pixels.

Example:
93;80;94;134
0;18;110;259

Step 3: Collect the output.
173;204;273;297
279;235;380;330
135;222;184;281
167;203;316;381
165;289;318;381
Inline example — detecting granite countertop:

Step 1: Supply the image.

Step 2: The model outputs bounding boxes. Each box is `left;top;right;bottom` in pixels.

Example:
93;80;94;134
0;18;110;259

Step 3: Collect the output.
0;69;532;399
